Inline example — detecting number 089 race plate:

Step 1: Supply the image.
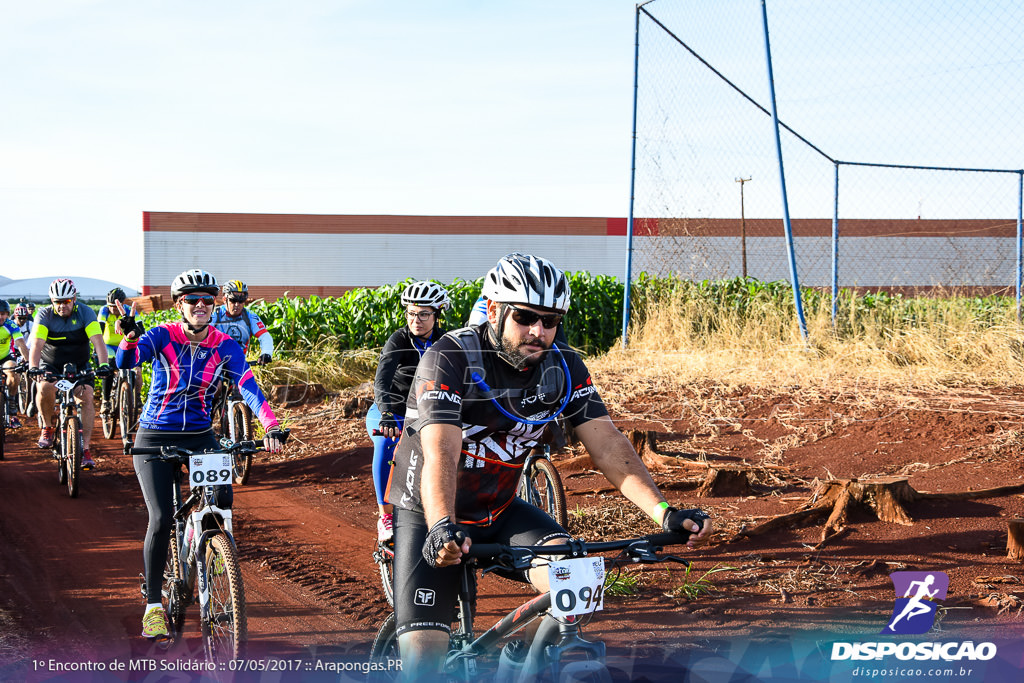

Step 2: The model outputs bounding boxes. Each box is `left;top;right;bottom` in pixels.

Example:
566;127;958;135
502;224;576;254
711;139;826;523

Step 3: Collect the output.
189;454;233;487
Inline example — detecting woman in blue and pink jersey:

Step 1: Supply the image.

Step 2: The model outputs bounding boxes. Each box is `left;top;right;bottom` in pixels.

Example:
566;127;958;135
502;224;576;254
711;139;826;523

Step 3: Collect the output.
114;268;287;640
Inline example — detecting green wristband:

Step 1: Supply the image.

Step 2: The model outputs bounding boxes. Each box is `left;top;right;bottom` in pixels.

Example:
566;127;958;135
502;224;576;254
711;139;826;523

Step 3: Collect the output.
653;501;670;521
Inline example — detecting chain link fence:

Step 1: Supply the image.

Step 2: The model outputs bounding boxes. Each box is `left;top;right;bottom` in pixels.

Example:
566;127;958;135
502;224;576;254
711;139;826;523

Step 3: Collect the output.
627;0;1024;332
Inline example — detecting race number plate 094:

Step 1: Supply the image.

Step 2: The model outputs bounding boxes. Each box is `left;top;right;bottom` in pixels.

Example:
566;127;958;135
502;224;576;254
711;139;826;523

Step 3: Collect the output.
54;379;76;393
547;556;605;618
189;454;233;487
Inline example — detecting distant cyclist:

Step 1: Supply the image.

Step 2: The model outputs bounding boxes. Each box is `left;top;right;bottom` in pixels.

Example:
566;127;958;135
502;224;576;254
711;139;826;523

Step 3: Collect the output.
114;268;287;640
28;279;110;469
368;281;450;542
210;280;274;365
388;254;712;677
13;303;33;342
97;287;143;418
1;300;30;427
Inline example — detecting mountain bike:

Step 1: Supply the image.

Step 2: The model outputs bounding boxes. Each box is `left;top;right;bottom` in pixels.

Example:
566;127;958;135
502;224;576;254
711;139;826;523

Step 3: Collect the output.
101;367;141;444
214;379;256;484
2;364;29;461
128;433;287;663
31;365;95;498
373;447;569;610
369;531;690;683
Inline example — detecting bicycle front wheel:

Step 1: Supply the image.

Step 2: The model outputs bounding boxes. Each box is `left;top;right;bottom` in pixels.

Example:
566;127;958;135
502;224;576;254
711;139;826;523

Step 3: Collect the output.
374;542;395;608
518;458;567;527
17;372;33;416
367;612;401;683
230;403;254;484
0;393;6;461
64;415;82;498
101;379;117;440
202;533;247;663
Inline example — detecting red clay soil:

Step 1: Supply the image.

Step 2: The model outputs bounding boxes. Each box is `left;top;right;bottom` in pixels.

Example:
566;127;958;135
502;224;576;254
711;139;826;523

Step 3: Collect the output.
1;380;1024;682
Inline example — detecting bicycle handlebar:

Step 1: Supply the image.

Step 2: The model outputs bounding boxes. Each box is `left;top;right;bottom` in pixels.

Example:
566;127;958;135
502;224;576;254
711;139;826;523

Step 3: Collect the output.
466;531;692;571
126;429;291;458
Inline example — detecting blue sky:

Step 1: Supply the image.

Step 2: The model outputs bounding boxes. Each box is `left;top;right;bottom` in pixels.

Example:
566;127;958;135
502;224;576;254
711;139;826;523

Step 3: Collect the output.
0;1;637;289
4;1;1021;292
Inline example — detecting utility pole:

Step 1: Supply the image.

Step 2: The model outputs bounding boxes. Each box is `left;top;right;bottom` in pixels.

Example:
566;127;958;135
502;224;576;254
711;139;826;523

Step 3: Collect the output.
736;176;752;278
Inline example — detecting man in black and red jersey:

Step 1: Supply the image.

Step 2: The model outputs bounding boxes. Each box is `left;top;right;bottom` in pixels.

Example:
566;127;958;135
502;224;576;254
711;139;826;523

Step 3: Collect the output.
387;253;713;678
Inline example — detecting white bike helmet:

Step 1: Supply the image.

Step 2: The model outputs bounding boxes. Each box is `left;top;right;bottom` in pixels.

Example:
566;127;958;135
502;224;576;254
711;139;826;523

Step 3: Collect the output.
401;281;450;311
171;269;218;300
482;254;570;313
49;278;78;300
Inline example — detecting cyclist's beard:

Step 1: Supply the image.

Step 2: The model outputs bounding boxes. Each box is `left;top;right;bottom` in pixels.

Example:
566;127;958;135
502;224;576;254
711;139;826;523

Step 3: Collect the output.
495;330;549;370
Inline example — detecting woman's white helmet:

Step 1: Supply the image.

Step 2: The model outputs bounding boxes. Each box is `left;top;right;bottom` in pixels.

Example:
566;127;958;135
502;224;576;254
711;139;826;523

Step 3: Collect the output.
482;254;570;313
48;278;78;300
171;269;218;299
401;281;450;311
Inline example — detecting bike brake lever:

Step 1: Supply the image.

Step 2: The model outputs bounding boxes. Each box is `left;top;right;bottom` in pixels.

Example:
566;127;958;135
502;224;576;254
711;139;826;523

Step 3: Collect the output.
662;554;692;567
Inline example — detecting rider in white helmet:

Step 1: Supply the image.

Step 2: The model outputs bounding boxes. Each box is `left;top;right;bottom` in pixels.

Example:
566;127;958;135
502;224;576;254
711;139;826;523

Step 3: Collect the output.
368;280;450;541
386;254;712;677
28;278;110;468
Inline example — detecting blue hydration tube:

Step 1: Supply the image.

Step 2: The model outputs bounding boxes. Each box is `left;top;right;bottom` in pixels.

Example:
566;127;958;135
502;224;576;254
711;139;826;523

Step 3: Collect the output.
470;346;573;426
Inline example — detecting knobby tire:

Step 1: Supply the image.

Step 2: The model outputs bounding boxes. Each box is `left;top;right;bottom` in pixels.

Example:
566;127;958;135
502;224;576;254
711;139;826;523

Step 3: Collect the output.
202;533;247;663
231;402;254;485
367;612;400;683
56;419;68;486
118;379;137;444
518;458;568;527
101;376;118;440
64;414;82;498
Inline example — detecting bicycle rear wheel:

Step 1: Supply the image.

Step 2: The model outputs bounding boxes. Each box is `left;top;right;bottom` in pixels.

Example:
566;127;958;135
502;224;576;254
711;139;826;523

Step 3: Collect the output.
367;612;400;683
202;533;247;662
162;531;187;639
517;458;567;527
230;403;254;484
64;414;82;498
118;379;138;444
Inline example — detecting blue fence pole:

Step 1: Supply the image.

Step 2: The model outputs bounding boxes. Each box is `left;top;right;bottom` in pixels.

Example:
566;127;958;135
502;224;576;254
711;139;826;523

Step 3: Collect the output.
623;3;648;349
1017;171;1023;323
759;0;808;341
831;162;839;327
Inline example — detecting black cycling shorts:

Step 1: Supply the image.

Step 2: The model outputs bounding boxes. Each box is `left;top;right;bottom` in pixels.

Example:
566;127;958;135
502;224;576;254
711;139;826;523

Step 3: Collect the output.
392;499;569;637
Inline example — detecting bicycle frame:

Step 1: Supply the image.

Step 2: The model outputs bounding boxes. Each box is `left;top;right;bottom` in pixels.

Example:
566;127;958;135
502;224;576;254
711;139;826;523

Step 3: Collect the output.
371;533;688;683
171;475;235;629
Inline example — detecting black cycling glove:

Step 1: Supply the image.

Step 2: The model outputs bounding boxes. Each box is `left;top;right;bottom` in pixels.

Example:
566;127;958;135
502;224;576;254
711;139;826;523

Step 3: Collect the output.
95;363;113;378
378;411;399;433
662;506;711;537
119;313;144;339
257;353;272;366
422;516;467;568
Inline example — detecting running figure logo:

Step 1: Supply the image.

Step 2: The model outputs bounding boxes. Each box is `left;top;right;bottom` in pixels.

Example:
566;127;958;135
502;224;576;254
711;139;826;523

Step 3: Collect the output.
881;571;949;635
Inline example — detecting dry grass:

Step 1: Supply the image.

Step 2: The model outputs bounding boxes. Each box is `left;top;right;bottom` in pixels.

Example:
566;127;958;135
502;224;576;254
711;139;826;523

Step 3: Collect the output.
588;290;1024;405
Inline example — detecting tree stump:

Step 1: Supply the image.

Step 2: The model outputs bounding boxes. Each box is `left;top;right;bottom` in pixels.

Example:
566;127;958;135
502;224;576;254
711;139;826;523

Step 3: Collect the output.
1008;519;1024;562
850;476;918;525
696;467;753;497
626;428;685;470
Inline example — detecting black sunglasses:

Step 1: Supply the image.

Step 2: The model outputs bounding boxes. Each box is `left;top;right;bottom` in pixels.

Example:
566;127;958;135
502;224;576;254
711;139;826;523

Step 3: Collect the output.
182;294;215;306
227;295;248;303
508;305;562;330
